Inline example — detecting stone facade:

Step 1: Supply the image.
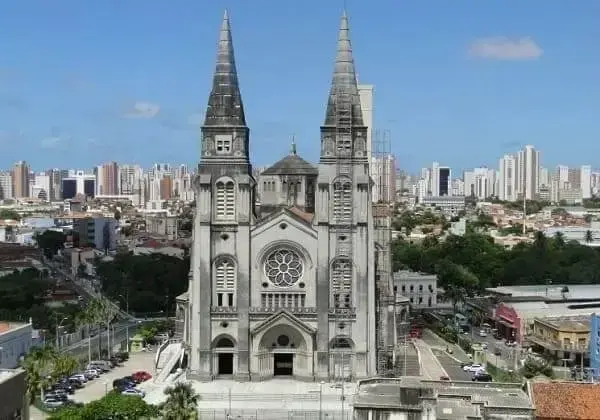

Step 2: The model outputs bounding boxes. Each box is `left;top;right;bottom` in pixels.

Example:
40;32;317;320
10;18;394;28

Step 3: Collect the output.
179;10;397;382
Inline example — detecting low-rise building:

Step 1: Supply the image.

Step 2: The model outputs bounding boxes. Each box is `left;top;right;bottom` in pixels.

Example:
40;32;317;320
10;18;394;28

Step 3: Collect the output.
0;368;28;419
393;270;437;308
420;195;465;217
72;215;117;251
353;377;534;419
528;316;589;364
144;214;178;240
0;321;33;369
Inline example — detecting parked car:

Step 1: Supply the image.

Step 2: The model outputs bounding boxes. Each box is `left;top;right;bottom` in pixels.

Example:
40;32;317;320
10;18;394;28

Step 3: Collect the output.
113;378;136;390
69;374;88;384
463;364;484;373
53;383;75;394
46;391;68;401
122;375;141;384
132;371;152;382
121;388;145;397
479;330;487;337
88;363;109;373
43;398;65;409
472;372;493;382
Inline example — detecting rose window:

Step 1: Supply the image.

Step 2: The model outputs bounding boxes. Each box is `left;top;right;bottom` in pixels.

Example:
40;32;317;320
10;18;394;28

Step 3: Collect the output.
265;249;304;287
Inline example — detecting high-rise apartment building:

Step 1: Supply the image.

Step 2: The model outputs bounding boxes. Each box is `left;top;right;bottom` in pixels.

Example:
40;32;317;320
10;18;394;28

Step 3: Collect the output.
96;162;119;196
371;154;396;203
499;154;518;201
0;172;13;200
516;145;539;200
31;173;51;201
463;167;496;199
358;84;374;162
11;161;29;198
581;165;592;199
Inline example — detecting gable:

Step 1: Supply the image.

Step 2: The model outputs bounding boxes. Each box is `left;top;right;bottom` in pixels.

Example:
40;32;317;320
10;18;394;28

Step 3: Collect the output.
250;309;316;336
251;209;317;240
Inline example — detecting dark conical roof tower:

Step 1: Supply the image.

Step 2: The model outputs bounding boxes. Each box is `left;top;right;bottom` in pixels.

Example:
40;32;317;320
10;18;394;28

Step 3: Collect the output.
203;10;246;127
323;11;364;127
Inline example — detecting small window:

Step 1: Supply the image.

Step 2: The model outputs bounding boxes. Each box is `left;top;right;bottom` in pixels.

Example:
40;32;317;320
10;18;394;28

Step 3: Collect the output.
228;293;234;307
216;139;231;153
419;284;423;292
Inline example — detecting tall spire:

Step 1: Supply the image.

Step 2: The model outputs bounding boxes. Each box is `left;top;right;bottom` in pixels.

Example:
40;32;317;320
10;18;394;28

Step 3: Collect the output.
203;10;246;127
323;11;364;126
291;135;297;155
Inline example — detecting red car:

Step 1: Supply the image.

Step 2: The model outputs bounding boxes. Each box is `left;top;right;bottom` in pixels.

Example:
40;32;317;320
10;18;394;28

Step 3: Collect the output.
132;371;152;382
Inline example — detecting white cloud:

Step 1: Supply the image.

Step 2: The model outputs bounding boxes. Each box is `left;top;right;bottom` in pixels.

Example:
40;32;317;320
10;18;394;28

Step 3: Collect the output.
123;101;160;119
469;37;543;60
41;137;62;148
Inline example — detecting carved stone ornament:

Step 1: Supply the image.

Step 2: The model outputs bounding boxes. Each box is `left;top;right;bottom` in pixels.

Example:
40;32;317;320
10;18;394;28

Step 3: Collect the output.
322;136;334;156
233;135;244;156
354;134;365;157
202;135;214;156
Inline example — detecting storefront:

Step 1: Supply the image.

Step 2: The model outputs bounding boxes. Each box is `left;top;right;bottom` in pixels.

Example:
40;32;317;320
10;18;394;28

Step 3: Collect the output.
494;303;522;343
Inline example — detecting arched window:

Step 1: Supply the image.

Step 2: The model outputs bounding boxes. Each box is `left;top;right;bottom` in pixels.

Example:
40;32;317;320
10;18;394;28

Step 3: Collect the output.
215;258;236;307
333;179;352;223
331;259;352;308
215;180;235;220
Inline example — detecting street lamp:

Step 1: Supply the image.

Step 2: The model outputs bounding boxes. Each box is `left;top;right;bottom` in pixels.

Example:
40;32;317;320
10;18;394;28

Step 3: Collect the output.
319;380;324;420
55;316;68;349
118;291;130;350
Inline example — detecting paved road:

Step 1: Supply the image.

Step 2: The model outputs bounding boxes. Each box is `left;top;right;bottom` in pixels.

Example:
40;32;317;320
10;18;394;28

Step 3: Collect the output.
467;329;520;370
432;349;472;381
413;339;447;379
61;322;138;360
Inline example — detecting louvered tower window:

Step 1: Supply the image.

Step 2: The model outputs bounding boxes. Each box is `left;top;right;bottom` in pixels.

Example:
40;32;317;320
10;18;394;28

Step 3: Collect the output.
215;258;236;307
331;259;352;308
333;179;352;223
215;180;235;220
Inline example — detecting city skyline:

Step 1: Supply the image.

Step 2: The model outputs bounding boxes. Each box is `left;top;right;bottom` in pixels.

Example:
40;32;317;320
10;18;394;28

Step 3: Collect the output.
2;1;600;172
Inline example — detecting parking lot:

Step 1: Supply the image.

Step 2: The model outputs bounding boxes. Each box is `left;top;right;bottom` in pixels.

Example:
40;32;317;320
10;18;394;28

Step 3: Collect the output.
71;351;156;404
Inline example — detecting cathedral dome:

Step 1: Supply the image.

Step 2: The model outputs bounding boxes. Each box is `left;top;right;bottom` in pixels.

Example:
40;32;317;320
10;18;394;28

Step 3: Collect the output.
261;153;317;176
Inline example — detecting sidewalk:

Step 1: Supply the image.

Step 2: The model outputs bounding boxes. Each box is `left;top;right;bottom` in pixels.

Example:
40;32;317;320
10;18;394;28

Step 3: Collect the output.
413;338;448;379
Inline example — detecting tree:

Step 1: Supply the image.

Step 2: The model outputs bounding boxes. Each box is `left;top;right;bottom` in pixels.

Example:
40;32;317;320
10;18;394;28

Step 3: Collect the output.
160;382;200;420
114;210;121;221
553;232;565;248
89;298;118;358
436;260;479;314
51;354;79;381
21;346;59;402
48;391;159;420
0;208;20;220
35;230;66;259
585;230;594;243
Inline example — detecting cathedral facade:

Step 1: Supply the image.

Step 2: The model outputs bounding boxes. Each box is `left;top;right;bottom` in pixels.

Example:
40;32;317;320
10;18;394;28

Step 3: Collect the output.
179;10;388;382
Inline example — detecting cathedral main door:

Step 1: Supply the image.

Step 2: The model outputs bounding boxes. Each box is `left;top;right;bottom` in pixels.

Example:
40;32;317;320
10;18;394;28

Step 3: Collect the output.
218;353;234;375
273;353;293;376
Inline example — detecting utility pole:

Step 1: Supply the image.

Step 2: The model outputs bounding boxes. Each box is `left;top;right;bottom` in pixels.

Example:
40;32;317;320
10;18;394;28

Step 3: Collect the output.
522;193;527;235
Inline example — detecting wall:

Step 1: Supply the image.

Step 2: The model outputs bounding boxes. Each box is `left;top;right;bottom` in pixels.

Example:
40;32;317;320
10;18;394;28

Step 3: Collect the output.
0;323;32;369
0;369;28;420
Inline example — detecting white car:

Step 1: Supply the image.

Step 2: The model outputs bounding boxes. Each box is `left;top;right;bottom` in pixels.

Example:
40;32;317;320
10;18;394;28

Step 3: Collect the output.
479;330;487;337
121;388;145;397
69;374;88;383
463;364;484;373
43;398;64;408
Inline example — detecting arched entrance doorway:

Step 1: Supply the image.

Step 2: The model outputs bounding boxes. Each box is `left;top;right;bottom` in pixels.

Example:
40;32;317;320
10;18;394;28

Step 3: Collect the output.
257;325;308;378
212;336;236;376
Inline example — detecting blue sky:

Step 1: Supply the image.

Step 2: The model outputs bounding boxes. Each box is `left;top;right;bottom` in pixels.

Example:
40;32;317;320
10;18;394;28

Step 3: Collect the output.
1;0;600;174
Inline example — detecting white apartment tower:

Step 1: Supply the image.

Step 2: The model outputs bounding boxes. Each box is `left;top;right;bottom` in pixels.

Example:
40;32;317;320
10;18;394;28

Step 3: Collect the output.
581;165;592;199
499;154;518;202
517;145;539;200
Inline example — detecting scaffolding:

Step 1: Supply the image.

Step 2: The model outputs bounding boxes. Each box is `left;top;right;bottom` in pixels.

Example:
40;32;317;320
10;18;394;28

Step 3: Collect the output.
372;129;397;375
332;84;354;384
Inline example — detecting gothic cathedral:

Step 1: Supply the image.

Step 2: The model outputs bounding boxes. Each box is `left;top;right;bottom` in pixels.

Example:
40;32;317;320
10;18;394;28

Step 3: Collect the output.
179;10;384;382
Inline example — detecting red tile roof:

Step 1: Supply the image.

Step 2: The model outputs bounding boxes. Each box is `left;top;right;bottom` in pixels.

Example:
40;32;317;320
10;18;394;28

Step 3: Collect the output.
532;382;600;419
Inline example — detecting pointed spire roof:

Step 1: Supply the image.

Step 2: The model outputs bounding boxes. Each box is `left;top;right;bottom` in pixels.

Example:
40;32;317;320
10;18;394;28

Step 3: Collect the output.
203;10;246;127
323;11;364;127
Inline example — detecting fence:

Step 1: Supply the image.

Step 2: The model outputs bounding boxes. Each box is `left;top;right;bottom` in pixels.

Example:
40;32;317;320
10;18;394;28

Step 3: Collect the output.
197;410;351;420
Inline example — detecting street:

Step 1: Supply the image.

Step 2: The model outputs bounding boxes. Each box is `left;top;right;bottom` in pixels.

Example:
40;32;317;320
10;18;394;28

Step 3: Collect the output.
468;328;520;370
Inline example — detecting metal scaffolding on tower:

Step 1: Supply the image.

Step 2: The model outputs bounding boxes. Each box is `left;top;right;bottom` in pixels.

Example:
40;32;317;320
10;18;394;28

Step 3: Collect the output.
372;129;398;375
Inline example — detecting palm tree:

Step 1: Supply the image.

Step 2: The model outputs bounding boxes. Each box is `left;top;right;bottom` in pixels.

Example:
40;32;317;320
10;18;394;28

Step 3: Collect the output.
160;382;200;420
585;230;594;243
51;354;79;381
553;231;565;248
77;302;102;363
92;298;118;358
21;346;58;402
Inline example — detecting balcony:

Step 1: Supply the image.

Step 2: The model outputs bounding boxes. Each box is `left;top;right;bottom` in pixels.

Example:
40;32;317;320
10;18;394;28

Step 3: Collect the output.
528;334;588;353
